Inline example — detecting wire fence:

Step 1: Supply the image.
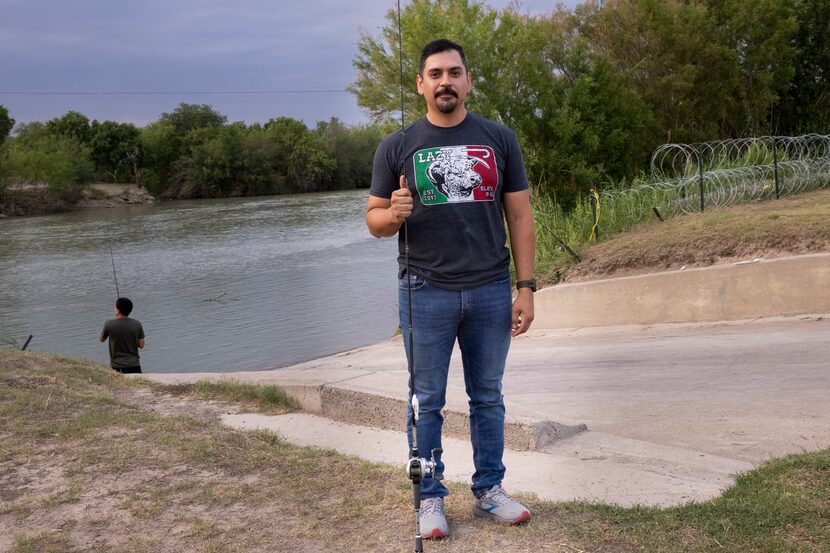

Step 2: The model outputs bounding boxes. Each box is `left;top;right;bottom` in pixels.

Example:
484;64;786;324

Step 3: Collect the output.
593;134;830;230
533;134;830;273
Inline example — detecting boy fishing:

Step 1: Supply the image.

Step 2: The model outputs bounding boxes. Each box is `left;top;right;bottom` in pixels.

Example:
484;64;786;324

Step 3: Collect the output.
99;297;145;374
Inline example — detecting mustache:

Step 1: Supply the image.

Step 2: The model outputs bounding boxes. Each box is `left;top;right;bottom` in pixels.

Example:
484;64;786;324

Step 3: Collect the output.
435;86;458;99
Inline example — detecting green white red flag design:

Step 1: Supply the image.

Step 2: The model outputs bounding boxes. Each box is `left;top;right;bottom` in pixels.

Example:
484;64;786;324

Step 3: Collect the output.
412;145;497;205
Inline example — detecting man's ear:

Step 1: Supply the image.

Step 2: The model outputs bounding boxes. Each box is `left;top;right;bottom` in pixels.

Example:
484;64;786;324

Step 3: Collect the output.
416;73;425;96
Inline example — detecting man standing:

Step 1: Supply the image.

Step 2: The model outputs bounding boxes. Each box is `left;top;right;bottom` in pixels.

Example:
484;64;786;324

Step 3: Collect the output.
366;39;536;538
100;297;145;374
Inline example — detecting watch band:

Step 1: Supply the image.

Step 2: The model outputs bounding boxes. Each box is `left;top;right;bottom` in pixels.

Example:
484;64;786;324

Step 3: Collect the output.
516;279;537;292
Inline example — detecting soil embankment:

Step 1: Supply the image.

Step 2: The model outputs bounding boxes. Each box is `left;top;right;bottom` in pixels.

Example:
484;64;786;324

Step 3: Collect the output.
559;187;830;283
0;183;155;217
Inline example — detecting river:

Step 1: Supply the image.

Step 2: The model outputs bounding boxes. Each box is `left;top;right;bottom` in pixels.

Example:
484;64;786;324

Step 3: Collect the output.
0;189;399;373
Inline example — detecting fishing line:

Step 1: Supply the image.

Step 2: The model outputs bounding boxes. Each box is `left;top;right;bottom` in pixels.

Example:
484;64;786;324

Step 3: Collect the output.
104;226;121;298
397;0;421;549
396;0;415;432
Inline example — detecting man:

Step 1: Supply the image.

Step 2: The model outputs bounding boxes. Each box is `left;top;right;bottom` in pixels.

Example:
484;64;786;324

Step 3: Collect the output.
366;38;536;538
100;297;145;374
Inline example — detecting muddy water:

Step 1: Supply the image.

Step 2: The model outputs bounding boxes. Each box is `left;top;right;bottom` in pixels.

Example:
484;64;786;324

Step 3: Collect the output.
0;190;398;373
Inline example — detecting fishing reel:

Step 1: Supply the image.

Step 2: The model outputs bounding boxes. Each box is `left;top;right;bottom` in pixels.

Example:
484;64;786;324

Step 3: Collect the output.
406;448;443;484
407;446;443;552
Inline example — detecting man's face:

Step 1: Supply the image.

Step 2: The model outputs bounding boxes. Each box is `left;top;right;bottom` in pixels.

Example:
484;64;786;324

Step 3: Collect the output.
417;49;472;115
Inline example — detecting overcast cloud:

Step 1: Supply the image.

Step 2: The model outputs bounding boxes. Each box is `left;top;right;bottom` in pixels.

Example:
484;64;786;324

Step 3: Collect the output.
0;0;576;127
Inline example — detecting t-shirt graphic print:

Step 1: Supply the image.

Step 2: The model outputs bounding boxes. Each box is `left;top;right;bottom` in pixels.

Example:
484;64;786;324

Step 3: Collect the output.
412;145;498;205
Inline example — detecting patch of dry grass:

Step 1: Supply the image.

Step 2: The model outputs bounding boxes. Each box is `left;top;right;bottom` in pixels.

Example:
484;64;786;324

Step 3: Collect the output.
551;188;830;283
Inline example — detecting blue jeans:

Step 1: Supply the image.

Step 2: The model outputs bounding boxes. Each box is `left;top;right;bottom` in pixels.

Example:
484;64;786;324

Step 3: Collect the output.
399;272;512;499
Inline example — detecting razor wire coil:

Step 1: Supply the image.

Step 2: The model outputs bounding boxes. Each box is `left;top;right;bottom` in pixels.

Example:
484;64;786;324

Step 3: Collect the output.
595;134;830;233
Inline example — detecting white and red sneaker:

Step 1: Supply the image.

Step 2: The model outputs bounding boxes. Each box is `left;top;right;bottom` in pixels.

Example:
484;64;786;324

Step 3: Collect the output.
419;497;449;539
472;484;531;525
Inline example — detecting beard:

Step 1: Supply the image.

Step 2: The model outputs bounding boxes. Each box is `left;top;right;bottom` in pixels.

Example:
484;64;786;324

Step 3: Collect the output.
437;98;458;113
435;87;459;113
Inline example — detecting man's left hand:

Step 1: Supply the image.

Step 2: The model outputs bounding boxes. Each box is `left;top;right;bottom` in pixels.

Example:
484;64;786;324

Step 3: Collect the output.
511;289;534;337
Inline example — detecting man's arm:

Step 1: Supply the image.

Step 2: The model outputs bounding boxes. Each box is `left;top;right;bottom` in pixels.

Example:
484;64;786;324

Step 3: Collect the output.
504;189;536;337
138;338;145;349
99;325;108;343
365;176;412;237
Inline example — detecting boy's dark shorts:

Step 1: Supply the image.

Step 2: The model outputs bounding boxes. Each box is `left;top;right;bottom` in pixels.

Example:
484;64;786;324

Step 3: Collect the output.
113;366;142;374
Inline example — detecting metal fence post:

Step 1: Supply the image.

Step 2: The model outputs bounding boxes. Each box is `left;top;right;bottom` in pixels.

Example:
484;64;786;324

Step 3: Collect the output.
696;146;705;212
772;138;781;199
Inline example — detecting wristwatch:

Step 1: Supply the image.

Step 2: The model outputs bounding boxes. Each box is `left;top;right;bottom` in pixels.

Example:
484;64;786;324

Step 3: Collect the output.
516;279;537;292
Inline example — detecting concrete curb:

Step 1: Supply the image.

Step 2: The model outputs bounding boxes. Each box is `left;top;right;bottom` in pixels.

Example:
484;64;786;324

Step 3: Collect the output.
142;254;828;456
282;383;587;451
535;253;830;328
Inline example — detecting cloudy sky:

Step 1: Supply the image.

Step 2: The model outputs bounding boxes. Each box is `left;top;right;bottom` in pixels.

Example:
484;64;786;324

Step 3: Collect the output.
0;0;577;128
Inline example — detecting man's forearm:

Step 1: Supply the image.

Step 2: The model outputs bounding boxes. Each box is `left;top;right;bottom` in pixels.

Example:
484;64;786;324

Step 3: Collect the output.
503;190;536;280
510;224;536;280
366;206;404;238
508;216;535;281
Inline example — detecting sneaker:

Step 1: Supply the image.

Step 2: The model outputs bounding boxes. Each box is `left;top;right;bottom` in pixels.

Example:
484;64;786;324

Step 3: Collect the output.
472;484;531;525
419;497;449;539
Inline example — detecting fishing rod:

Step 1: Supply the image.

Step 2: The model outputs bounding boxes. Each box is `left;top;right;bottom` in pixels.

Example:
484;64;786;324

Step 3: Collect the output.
104;226;120;298
396;2;440;551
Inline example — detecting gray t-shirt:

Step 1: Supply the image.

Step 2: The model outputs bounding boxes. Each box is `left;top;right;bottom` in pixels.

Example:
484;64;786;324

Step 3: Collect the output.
370;112;529;290
101;318;144;369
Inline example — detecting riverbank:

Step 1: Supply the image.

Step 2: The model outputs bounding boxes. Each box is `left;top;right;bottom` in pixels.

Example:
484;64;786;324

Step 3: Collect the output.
2;349;828;552
76;183;156;210
0;183;156;217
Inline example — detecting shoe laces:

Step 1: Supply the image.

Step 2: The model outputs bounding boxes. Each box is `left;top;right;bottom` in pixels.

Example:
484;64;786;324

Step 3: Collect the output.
483;485;511;506
421;497;444;517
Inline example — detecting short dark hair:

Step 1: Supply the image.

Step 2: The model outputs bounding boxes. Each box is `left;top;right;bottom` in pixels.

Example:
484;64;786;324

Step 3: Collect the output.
419;38;467;75
116;297;133;317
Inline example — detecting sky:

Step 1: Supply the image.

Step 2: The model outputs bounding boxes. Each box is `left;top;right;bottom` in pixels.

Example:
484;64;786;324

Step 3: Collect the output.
0;0;577;129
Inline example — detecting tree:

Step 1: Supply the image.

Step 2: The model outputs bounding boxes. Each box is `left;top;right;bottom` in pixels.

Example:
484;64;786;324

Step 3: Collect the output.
577;0;737;142
5;122;94;197
579;0;799;139
186;124;248;197
703;0;798;135
350;0;502;128
0;105;14;146
160;103;227;135
501;10;659;199
241;127;280;196
46;111;93;143
315;118;382;189
139;122;178;195
264;117;335;192
774;0;830;133
88;121;142;182
351;0;659;204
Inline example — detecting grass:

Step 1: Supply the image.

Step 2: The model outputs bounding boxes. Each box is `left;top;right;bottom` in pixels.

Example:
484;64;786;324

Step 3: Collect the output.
151;379;299;414
2;349;829;552
533;185;830;284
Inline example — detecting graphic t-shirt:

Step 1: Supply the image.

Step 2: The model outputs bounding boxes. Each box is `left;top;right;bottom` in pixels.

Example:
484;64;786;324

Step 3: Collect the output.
101;318;145;369
370;112;529;290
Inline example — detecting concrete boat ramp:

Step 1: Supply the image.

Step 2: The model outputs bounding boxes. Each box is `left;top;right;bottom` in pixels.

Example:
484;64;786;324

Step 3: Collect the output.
142;254;830;507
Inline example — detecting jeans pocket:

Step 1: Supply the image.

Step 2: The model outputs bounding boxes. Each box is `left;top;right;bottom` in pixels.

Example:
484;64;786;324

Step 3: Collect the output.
399;273;427;291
